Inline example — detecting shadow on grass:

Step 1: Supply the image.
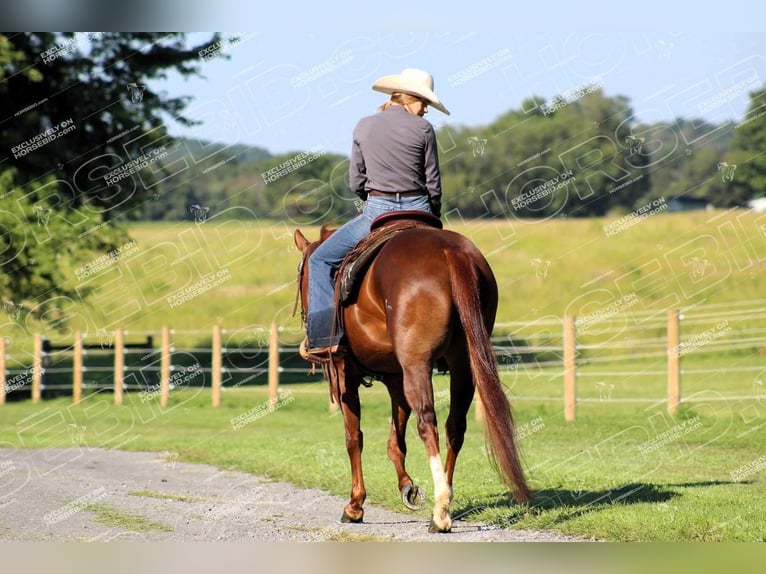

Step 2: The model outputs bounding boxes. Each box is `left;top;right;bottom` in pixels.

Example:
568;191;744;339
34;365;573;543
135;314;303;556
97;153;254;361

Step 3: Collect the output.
452;481;734;527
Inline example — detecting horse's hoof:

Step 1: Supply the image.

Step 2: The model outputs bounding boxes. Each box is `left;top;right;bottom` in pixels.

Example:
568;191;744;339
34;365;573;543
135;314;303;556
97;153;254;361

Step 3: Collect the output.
401;484;426;510
341;509;364;523
428;519;452;533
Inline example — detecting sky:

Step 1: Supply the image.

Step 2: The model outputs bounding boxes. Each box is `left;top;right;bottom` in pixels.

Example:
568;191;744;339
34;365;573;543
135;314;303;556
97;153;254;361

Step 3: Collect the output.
137;2;766;157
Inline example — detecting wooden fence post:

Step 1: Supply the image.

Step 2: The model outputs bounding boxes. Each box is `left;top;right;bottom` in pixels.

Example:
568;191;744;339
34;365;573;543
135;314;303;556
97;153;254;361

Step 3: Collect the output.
667;309;681;416
564;315;577;422
73;331;83;404
0;338;5;405
211;324;222;408
114;329;124;405
161;326;171;408
32;333;42;404
268;322;279;410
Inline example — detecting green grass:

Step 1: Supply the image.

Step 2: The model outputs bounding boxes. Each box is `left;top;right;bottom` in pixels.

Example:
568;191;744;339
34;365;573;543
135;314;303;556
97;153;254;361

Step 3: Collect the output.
129;490;207;503
2;380;764;541
323;531;394;542
83;503;174;532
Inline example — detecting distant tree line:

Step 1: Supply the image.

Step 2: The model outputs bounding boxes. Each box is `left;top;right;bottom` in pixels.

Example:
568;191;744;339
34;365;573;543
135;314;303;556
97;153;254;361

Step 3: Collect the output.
144;89;766;224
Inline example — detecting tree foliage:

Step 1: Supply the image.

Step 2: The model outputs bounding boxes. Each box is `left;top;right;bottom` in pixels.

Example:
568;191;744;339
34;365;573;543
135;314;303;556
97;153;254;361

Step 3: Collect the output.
716;88;766;206
1;32;222;327
439;89;650;219
141;87;765;224
0;169;130;329
1;32;223;217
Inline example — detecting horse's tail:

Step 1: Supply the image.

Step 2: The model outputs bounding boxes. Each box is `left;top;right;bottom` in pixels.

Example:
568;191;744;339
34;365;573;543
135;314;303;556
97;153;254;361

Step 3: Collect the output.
446;249;531;503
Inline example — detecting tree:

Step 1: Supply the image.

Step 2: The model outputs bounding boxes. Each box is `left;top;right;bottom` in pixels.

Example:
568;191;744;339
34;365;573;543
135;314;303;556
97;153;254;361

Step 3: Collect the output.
1;32;224;218
439;90;650;220
0;169;130;332
714;88;766;206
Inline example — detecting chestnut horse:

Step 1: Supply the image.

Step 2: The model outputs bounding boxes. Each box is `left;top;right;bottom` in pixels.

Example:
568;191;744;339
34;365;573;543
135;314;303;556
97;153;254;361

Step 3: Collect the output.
293;224;530;532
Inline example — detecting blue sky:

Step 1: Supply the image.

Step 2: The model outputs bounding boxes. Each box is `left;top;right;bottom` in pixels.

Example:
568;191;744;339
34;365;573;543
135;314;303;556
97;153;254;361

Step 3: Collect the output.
150;2;766;157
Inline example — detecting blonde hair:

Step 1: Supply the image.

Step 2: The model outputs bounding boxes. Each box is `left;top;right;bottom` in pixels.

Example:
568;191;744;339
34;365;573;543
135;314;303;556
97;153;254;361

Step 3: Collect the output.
378;92;426;112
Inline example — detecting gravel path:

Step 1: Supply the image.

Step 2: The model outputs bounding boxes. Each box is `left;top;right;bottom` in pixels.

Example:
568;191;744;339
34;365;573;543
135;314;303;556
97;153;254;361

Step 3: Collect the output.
0;448;585;542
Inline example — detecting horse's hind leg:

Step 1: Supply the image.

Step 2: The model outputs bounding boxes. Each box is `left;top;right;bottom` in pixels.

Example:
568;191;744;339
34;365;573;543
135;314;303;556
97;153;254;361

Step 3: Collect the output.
444;349;474;492
334;359;366;523
402;365;452;533
384;375;425;511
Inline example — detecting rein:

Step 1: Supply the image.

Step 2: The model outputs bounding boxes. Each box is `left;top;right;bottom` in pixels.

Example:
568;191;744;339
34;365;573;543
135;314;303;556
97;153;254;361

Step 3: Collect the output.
293;254;307;324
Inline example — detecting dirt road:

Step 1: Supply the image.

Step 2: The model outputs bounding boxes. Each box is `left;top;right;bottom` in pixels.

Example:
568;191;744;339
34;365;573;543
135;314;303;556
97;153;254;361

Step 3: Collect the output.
0;447;584;542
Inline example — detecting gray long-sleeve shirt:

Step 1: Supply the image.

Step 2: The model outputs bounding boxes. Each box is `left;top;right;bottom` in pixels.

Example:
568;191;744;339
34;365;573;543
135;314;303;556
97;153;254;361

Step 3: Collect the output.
349;105;442;202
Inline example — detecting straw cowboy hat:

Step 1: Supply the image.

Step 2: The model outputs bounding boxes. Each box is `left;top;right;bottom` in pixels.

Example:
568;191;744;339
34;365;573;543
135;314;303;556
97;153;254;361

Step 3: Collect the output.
372;68;450;115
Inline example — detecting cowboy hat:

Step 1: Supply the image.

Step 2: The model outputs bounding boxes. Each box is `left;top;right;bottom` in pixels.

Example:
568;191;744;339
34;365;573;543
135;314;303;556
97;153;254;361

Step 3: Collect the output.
372;68;450;115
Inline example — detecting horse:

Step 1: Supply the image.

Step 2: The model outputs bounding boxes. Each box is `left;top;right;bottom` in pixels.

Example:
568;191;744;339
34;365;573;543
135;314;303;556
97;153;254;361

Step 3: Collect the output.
293;220;530;532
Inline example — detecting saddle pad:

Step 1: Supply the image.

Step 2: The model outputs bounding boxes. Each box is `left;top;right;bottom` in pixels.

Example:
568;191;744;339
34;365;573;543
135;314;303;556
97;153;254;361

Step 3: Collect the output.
337;217;440;305
370;209;443;231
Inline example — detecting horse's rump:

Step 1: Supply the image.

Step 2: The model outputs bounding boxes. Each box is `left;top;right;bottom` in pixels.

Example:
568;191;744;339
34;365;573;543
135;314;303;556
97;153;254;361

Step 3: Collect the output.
338;225;496;374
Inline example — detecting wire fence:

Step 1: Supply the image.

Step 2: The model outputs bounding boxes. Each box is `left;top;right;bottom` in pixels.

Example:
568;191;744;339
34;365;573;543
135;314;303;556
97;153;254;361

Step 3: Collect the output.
1;301;764;420
492;301;765;418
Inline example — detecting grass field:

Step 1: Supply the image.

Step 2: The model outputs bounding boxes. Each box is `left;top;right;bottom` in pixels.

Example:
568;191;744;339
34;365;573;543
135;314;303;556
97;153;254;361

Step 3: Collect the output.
1;382;763;542
3;209;765;357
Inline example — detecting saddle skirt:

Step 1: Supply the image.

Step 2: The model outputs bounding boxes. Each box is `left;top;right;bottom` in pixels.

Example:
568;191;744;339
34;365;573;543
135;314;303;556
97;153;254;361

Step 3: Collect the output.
335;210;442;306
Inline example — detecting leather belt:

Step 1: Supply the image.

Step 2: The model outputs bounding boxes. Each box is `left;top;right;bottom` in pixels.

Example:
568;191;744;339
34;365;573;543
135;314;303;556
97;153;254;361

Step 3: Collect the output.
368;190;428;200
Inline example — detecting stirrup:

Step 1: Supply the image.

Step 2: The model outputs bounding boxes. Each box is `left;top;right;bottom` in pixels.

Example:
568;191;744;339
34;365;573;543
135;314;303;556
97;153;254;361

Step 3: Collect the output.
299;338;347;364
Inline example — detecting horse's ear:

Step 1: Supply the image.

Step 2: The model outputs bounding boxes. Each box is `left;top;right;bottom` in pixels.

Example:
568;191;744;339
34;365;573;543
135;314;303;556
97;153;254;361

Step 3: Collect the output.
293;229;310;252
319;224;336;242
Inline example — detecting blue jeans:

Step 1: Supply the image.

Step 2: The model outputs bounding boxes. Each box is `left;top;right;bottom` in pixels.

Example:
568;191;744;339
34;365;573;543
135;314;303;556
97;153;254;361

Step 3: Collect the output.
307;194;433;347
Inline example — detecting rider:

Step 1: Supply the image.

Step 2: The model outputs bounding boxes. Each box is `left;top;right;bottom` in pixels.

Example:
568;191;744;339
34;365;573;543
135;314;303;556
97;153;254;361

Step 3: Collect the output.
302;68;450;361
